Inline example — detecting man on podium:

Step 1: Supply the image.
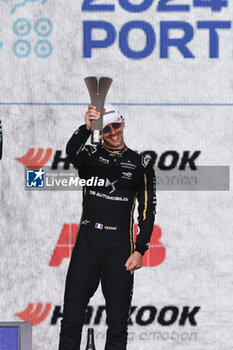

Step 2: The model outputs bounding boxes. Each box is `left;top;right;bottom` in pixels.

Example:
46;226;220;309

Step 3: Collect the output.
59;104;156;350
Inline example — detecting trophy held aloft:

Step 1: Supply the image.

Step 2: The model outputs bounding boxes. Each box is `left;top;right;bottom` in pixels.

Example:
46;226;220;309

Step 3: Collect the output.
84;76;113;144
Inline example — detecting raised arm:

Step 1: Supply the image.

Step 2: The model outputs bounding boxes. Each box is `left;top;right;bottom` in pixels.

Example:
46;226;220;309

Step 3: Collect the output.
66;105;100;168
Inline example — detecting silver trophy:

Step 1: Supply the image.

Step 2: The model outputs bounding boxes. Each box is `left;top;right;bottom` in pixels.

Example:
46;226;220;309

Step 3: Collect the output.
84;76;113;144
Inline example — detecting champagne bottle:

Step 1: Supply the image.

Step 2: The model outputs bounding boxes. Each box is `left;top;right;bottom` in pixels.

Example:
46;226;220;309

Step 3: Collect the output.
0;120;2;160
85;328;96;350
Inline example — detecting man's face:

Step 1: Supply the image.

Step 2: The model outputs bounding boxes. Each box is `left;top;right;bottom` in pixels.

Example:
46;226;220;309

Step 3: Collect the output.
103;122;125;149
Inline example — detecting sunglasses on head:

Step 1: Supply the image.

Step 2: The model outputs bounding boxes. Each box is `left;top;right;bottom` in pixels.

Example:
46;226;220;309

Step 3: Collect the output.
103;122;121;134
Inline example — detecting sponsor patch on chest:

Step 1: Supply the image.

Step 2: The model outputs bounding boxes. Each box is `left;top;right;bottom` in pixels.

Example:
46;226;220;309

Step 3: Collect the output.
99;156;110;164
122;171;132;180
120;160;136;170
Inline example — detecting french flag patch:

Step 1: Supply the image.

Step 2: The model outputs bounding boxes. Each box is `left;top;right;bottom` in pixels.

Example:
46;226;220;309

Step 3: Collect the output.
95;223;103;230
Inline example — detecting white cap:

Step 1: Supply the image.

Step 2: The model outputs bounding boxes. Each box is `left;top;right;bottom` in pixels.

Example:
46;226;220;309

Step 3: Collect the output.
103;104;124;128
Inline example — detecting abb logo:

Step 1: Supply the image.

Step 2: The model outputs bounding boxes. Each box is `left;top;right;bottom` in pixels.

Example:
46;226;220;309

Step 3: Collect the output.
49;224;165;267
15;148;52;169
15;303;52;326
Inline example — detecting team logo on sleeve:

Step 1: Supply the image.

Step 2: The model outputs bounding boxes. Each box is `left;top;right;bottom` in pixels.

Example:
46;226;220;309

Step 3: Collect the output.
142;154;152;168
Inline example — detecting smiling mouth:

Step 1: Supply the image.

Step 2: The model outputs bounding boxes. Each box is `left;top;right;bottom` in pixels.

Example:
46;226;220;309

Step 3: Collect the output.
110;135;119;141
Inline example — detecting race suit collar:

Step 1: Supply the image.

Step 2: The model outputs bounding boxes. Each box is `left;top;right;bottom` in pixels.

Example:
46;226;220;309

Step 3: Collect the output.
104;145;127;155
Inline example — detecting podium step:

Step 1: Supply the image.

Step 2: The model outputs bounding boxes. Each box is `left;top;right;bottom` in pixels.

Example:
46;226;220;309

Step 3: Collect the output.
0;322;32;350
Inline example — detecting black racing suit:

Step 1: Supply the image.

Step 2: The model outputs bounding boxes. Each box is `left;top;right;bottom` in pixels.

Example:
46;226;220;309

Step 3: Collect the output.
59;125;156;350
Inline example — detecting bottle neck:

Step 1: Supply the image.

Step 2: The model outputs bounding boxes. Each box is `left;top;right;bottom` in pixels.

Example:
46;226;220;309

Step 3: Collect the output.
86;329;95;350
